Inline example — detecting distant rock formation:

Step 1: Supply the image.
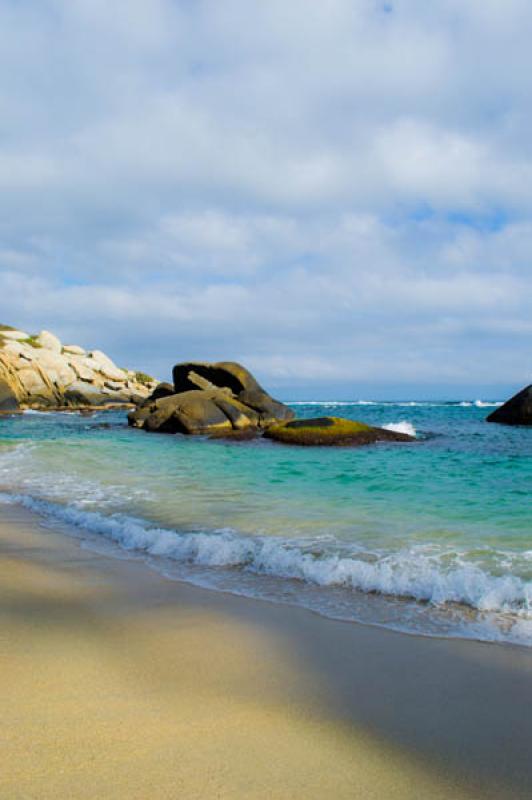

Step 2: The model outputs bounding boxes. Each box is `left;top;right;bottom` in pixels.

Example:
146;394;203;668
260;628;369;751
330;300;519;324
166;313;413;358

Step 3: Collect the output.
264;416;415;446
128;360;294;434
486;384;532;426
0;325;157;412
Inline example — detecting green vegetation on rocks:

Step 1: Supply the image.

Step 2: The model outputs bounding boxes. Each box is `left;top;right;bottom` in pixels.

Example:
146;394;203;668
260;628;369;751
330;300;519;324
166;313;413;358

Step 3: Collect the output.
20;335;42;348
265;416;415;446
0;326;155;411
134;371;155;385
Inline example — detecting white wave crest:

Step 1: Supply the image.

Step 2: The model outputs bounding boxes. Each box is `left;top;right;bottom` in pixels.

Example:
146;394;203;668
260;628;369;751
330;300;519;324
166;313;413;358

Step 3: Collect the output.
287;400;505;409
1;493;529;628
474;400;503;408
382;421;417;437
288;400;378;406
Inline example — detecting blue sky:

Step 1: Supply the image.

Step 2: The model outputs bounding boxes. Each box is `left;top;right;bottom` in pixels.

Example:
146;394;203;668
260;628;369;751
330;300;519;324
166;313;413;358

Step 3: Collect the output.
0;0;531;398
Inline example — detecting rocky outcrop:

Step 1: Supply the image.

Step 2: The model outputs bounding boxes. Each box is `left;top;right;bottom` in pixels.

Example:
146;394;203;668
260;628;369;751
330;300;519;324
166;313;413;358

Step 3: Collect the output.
129;360;294;435
486;385;532;426
264;417;416;446
173;361;294;426
0;325;157;412
129;363;416;446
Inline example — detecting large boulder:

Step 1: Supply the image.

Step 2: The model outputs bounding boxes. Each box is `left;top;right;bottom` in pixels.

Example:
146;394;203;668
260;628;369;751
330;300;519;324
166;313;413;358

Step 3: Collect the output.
63;383;110;407
129;361;293;435
63;382;132;407
0;329;30;341
132;389;259;435
172;361;260;395
171;361;294;427
144;391;231;434
127;384;178;427
486;385;532;426
36;330;62;352
1;340;35;363
86;350;127;382
144;382;175;404
66;355;97;382
264;417;416;446
33;348;76;386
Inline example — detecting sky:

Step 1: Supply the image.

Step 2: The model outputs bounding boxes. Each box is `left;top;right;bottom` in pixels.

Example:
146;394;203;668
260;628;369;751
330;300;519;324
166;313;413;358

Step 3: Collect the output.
0;0;531;399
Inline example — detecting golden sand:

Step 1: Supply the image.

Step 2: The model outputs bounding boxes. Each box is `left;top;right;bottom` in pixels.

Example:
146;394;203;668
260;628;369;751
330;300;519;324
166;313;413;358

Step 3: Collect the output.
1;505;531;799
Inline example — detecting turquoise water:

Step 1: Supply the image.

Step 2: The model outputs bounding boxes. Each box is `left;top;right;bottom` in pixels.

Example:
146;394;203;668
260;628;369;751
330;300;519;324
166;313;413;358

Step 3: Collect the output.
0;401;531;645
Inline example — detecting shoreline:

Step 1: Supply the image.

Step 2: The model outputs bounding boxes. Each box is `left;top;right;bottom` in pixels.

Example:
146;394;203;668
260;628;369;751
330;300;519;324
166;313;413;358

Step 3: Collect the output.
1;502;531;799
2;486;529;649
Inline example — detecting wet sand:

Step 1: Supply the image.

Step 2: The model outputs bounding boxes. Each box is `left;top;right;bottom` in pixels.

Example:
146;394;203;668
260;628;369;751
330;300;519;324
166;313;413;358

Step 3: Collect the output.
1;503;531;799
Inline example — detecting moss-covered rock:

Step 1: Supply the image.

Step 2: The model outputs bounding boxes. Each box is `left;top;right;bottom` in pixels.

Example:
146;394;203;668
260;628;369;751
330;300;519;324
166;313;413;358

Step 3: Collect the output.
264;416;415;446
134;370;155;386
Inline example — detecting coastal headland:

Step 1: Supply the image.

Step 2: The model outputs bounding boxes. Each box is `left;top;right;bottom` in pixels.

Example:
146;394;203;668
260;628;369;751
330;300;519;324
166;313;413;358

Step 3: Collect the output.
1;502;531;799
0;325;156;411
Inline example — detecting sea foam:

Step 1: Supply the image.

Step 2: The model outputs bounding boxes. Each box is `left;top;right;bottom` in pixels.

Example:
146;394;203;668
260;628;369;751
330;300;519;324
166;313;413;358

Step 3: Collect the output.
382;421;417;437
0;492;529;636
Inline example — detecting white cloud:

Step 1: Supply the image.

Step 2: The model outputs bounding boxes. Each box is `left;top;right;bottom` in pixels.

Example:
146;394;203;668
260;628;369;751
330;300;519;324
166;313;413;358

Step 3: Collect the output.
0;0;531;394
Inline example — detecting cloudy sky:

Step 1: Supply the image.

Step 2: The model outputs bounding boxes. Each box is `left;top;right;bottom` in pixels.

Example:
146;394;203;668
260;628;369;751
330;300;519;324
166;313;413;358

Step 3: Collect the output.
0;0;531;398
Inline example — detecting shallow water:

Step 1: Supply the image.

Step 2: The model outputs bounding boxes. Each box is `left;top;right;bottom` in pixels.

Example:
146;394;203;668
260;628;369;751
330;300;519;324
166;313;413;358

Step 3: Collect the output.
0;400;530;645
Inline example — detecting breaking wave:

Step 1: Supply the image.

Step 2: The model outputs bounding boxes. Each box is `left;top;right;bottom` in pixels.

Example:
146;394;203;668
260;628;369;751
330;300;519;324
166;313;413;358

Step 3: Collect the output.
288;400;504;408
382;421;417;437
1;492;530;645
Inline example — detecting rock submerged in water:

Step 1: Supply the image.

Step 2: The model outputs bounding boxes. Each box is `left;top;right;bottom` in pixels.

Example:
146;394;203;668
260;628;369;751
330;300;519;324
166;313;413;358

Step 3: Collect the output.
128;361;294;435
0;325;157;412
264;416;416;446
486;384;532;426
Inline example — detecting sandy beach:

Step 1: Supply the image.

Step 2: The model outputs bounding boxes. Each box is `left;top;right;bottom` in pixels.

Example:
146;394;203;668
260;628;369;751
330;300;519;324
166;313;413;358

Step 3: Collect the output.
1;503;531;800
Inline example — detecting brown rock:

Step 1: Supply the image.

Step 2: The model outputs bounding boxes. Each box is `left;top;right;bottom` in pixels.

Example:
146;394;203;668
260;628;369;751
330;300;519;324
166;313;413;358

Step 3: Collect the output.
171;361;294;428
143;391;233;434
264;417;416;446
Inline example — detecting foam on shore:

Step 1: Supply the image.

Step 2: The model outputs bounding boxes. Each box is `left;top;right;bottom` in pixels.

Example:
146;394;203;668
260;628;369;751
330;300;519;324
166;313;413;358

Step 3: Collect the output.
1;491;530;646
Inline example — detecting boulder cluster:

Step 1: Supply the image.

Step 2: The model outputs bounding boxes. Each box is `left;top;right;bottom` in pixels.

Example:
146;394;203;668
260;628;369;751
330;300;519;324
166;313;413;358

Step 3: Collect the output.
0;326;156;411
128;361;294;435
128;361;416;446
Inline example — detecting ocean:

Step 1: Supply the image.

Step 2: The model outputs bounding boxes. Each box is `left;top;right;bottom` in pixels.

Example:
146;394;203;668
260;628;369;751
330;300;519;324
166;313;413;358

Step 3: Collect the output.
1;401;530;646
